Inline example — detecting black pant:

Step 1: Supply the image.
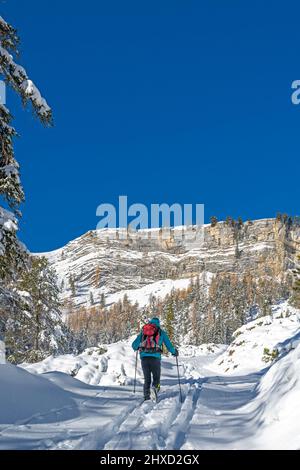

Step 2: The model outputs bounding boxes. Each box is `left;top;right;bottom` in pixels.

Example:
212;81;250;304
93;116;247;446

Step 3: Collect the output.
141;357;161;399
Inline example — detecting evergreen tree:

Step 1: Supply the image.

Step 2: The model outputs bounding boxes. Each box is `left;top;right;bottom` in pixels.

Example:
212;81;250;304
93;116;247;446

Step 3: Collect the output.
190;301;200;344
237;216;243;228
225;216;233;226
164;300;175;344
0;17;52;281
94;266;101;288
100;292;106;308
291;255;300;308
9;256;68;363
0;16;52;352
210;216;218;227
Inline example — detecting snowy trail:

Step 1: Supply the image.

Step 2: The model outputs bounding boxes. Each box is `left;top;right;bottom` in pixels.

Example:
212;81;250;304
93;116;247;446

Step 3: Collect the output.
0;356;214;450
70;358;261;451
0;338;300;450
76;358;194;450
0;357;262;450
181;373;260;449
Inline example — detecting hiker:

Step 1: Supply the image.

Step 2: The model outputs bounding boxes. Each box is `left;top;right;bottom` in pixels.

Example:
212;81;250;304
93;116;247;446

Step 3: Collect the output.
132;317;178;401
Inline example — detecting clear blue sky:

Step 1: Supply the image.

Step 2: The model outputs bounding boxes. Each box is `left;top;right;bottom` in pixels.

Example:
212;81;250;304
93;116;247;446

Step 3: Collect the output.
2;0;300;252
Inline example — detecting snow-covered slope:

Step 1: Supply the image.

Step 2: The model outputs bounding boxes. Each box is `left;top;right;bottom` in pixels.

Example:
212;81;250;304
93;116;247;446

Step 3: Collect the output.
105;277;195;308
213;301;300;374
249;341;300;449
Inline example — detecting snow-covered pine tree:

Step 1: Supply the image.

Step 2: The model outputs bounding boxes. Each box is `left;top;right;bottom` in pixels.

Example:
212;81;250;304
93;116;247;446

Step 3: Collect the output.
190;300;200;344
291;255;300;307
210;216;218;227
100;292;106;308
0;16;52;313
9;256;69;363
94;266;101;288
188;280;210;345
164;300;175;345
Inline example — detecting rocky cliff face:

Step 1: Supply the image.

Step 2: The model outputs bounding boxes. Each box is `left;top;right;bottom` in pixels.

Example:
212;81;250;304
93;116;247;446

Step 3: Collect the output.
41;218;300;310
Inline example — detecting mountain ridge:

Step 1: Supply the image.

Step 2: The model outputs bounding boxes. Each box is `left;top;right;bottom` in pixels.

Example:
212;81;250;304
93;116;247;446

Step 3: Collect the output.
39;217;299;311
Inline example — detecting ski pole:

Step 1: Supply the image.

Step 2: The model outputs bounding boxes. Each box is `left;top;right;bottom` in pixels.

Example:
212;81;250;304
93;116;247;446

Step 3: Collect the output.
133;350;138;394
175;354;183;404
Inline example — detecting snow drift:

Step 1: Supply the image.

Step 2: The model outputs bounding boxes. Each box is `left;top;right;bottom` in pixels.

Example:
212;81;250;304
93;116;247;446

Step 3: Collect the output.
253;340;300;449
0;364;74;424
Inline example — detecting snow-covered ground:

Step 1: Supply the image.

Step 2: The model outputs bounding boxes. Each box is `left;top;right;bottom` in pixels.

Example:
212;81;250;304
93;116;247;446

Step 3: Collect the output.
0;301;299;450
105;278;193;308
212;301;300;374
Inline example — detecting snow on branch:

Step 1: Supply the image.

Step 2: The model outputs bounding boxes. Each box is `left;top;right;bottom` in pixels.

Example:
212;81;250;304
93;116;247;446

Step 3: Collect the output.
0;17;52;124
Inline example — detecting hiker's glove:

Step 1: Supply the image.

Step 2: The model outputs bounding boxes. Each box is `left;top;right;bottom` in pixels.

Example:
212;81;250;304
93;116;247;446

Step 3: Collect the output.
173;348;179;357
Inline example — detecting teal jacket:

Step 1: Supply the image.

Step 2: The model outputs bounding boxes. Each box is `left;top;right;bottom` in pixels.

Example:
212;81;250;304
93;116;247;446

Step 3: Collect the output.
132;317;176;359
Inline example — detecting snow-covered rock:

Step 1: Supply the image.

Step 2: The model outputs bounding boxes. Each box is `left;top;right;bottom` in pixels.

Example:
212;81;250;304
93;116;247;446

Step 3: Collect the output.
21;338;142;387
179;343;226;357
212;301;300;374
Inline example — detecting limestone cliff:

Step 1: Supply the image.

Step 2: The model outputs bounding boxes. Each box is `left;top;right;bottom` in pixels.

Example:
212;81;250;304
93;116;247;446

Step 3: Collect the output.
41;218;300;309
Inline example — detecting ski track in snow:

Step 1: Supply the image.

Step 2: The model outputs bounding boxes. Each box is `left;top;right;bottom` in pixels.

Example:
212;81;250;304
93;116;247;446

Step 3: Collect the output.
73;374;201;450
0;356;224;450
180;374;259;450
0;361;291;450
0;357;277;450
69;361;260;451
76;370;260;451
64;361;259;450
1;304;300;451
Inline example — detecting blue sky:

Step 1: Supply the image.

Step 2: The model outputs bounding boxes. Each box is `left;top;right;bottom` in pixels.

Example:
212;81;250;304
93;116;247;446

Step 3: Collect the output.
1;0;300;251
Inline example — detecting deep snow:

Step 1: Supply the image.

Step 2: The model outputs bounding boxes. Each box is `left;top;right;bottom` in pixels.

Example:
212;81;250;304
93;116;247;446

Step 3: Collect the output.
0;301;299;450
212;301;300;374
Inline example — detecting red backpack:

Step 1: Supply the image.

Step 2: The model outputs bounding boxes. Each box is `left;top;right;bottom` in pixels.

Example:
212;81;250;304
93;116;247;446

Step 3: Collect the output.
139;323;162;353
